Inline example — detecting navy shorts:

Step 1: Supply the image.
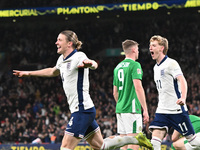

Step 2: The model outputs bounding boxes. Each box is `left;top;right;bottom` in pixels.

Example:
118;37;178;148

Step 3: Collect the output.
65;107;99;139
149;111;195;136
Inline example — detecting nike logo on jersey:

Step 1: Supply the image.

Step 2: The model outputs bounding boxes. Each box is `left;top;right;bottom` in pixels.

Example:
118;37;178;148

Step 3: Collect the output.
182;132;188;135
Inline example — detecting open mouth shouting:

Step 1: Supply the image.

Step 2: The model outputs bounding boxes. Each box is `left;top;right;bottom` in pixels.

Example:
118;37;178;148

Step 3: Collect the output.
150;51;154;57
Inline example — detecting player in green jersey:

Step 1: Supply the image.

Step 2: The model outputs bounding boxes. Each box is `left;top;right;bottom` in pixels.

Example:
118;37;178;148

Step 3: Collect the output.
113;40;149;150
171;115;200;150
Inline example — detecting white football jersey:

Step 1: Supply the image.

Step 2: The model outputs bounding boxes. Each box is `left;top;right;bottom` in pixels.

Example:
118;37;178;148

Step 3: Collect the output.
154;56;188;114
56;50;94;113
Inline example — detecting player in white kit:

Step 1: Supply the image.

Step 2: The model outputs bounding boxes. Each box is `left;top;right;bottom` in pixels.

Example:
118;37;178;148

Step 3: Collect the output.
13;30;153;150
149;35;200;150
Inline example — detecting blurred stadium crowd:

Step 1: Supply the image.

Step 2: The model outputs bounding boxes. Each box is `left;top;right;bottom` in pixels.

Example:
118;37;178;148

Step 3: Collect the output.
0;4;200;145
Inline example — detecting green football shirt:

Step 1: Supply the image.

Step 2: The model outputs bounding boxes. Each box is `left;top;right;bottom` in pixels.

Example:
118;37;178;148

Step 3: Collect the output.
113;58;143;114
189;115;200;133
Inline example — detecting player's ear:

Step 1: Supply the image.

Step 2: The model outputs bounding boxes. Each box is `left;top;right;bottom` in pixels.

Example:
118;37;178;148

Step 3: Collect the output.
132;47;136;53
67;41;73;47
160;46;164;53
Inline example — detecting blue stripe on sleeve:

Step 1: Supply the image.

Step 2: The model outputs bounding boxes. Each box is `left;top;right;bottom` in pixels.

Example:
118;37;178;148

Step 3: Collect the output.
174;79;181;99
77;68;84;110
174;79;186;111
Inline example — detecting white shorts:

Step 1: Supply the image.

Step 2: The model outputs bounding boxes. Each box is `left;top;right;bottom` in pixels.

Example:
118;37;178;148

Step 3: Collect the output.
116;113;143;134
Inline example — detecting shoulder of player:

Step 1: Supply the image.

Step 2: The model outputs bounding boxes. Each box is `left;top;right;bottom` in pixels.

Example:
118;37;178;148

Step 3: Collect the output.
134;61;142;68
125;59;141;68
166;57;180;67
75;51;88;59
166;57;178;63
114;59;140;70
76;51;86;55
125;59;141;65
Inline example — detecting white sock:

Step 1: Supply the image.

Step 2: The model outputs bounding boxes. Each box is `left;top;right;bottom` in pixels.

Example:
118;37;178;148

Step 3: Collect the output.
186;134;200;147
100;136;139;150
185;142;194;150
151;136;162;150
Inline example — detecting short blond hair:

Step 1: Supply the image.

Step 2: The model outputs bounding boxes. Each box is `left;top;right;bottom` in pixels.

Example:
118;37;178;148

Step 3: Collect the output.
150;35;168;55
122;40;138;54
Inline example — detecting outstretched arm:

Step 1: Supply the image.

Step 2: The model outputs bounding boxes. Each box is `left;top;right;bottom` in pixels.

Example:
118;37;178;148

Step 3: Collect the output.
77;59;98;70
13;66;60;77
